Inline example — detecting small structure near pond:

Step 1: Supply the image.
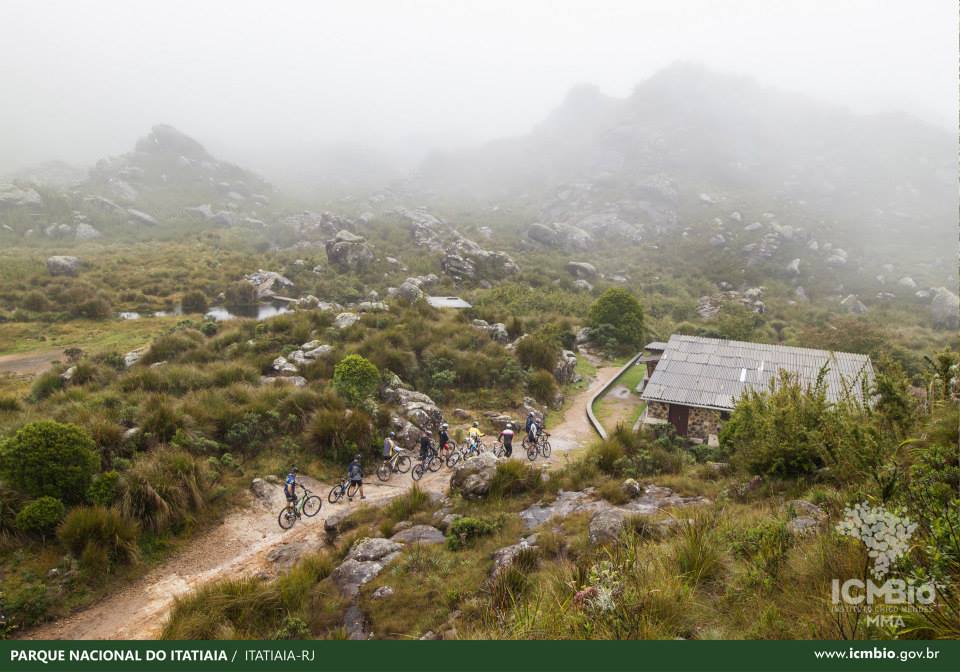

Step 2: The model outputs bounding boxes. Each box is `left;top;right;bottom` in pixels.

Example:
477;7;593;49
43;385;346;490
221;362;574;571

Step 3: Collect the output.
426;296;472;309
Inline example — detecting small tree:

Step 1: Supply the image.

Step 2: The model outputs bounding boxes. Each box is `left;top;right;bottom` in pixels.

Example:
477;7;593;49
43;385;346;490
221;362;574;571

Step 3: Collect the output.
15;496;65;538
0;421;99;504
332;355;380;407
181;290;209;314
588;288;645;352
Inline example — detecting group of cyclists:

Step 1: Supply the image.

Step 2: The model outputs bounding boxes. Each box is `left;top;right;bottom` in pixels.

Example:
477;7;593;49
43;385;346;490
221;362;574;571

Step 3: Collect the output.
283;412;546;507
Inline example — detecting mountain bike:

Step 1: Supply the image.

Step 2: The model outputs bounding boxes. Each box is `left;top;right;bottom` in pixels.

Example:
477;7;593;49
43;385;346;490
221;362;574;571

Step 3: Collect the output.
376;449;412;482
278;485;322;530
328;478;361;504
525;431;552;460
411;452;442;481
446;437;483;467
437;440;457;466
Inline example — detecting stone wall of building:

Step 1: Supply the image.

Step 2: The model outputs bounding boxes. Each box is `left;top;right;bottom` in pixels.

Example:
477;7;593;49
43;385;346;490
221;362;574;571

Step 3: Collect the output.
688;406;721;440
647;401;669;420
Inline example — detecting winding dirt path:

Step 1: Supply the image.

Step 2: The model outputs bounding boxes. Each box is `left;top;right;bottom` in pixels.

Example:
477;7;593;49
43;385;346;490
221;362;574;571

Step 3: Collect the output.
25;360;622;641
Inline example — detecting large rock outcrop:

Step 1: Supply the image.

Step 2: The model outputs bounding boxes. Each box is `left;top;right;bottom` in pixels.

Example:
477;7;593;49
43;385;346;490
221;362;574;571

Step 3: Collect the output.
931;287;959;328
449;452;503;500
46;255;81;276
554;350;578;384
325;230;375;272
245;269;294;299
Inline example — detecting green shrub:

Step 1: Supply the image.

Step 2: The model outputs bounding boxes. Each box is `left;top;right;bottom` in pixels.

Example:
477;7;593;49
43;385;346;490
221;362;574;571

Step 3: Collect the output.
516;336;560;372
88;471;120;506
225;281;258;307
118;447;210;532
15;496;65;536
0;394;22;412
721;369;864;478
527;369;558;404
673;513;724;587
446;517;497;550
57;505;140;570
588;288;645;352
305;408;372;464
181;290;209;314
139;397;181;443
29;370;64;401
4;582;51;628
141;330;204;365
0;421;99;504
489;460;543;498
272;616;310;640
332;354;379;406
383;485;432;522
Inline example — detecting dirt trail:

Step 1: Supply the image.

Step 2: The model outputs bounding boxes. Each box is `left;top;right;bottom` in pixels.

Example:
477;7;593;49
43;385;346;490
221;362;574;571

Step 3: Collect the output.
25;361;622;641
0;349;63;376
546;360;621;456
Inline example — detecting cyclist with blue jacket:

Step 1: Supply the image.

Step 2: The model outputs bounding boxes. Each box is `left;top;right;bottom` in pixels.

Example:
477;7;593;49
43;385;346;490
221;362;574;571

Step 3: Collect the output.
284;466;299;504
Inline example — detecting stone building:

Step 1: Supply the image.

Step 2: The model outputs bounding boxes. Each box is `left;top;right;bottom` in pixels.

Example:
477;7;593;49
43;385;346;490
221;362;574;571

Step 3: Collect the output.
639;335;875;442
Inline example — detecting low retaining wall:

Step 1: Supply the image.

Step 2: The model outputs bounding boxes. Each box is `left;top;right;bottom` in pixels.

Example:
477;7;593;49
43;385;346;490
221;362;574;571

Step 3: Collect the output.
586;352;645;440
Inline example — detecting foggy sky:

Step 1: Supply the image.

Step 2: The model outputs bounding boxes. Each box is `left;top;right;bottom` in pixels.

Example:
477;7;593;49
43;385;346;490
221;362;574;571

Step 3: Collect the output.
1;0;956;179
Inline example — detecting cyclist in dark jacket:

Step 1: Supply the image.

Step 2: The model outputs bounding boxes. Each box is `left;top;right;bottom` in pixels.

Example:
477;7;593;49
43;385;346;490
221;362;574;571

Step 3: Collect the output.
525;412;539;444
419;433;434;462
347;455;365;501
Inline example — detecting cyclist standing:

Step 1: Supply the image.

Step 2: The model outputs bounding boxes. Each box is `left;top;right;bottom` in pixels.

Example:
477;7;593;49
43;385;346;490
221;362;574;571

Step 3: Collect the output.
525;412;539;445
499;423;515;458
438;422;451;455
347;454;365;501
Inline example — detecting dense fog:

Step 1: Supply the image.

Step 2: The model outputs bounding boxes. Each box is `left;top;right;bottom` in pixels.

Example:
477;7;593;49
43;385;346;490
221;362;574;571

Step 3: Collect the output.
0;0;955;183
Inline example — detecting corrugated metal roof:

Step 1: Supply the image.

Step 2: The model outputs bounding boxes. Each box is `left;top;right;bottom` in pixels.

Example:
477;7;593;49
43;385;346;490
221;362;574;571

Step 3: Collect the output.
640;334;875;411
645;341;669;351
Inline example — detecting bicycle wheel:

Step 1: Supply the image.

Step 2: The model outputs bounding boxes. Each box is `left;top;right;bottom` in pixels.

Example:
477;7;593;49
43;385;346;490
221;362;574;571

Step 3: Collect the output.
302;495;322;517
526;445;538;461
446;450;461;469
278;506;297;530
328;484;344;504
522;436;533;452
347;482;361;498
428;455;442;472
493;442;505;458
395;454;412;473
376;462;392;482
541;441;551;457
411;463;424;481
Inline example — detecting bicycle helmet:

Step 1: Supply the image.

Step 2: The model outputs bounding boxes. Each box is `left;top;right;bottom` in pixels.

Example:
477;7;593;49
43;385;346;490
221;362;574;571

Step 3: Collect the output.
441;422;448;429
290;466;299;473
506;422;513;429
389;431;395;438
473;421;479;427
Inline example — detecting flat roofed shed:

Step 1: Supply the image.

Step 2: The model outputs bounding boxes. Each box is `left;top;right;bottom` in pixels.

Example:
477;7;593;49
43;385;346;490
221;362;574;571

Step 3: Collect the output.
640;334;875;412
426;296;472;309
